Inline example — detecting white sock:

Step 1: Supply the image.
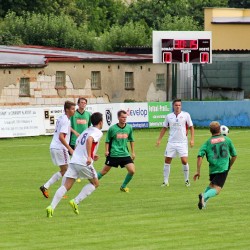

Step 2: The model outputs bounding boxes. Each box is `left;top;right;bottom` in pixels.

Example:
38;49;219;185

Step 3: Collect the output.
61;175;66;186
44;172;62;189
74;183;96;204
163;163;170;184
51;185;67;210
183;164;189;182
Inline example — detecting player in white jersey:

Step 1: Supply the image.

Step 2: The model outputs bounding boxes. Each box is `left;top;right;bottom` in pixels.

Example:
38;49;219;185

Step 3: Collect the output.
40;101;76;198
46;112;103;218
156;99;194;187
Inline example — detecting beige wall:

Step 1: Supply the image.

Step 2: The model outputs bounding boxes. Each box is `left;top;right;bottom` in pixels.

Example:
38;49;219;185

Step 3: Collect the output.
205;8;250;50
0;61;168;107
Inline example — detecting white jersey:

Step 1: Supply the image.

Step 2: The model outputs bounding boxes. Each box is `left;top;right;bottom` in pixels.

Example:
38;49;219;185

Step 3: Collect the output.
163;111;193;143
70;126;103;166
50;114;71;150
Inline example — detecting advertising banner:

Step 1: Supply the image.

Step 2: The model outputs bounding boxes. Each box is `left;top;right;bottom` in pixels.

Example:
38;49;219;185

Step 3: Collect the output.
0;108;44;138
148;102;172;128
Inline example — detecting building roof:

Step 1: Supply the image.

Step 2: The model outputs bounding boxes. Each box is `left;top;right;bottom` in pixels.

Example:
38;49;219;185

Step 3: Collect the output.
212;17;250;24
0;45;152;68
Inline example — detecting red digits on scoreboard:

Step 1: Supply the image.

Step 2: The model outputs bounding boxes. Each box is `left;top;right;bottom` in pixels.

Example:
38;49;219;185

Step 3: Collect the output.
190;40;198;49
200;52;209;63
163;52;172;63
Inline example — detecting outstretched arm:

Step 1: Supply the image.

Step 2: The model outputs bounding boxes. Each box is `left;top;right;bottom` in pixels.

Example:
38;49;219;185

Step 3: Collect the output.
193;156;203;181
156;127;167;147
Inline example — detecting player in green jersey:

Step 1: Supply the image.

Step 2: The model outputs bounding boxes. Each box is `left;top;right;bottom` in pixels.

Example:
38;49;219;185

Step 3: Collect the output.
193;121;237;209
97;110;135;192
70;97;91;150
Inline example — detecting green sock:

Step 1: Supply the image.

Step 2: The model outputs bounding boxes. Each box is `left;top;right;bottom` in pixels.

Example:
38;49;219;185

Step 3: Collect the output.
97;172;103;180
204;188;217;202
121;173;133;188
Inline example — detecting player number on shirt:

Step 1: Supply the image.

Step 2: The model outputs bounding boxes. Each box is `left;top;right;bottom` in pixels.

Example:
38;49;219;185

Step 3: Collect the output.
212;143;228;159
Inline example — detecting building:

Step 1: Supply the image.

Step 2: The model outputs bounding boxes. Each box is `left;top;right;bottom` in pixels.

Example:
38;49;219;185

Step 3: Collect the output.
0;45;168;107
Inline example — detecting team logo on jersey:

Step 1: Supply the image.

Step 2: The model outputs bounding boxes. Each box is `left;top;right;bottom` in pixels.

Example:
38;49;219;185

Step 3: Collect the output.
105;109;112;126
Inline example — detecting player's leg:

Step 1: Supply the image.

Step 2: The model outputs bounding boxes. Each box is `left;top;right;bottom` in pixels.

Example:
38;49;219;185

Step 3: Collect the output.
41;149;69;198
70;165;99;214
98;156;115;179
179;143;190;186
120;162;135;192
162;143;175;186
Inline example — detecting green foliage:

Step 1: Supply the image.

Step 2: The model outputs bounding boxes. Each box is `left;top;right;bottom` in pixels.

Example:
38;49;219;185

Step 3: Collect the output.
0;11;97;49
94;21;151;52
0;129;250;249
0;0;235;51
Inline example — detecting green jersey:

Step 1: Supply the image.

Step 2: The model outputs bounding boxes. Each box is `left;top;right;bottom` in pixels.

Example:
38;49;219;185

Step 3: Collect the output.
198;135;237;174
106;123;134;157
70;110;91;146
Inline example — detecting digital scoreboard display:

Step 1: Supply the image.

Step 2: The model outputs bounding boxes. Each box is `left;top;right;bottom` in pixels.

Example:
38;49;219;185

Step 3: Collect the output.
161;39;211;64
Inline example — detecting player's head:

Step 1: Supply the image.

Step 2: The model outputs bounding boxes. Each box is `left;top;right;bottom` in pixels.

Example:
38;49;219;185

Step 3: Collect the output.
77;97;87;105
209;121;221;135
117;110;127;124
91;112;103;126
64;101;76;112
172;99;182;113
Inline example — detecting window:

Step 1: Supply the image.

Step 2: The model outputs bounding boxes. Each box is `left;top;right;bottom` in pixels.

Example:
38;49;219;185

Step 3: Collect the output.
125;72;134;90
91;71;101;89
156;74;165;90
55;71;66;88
19;77;30;96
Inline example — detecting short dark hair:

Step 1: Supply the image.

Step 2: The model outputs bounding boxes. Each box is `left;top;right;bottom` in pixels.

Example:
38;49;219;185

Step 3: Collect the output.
91;112;103;126
117;110;127;117
64;101;76;112
77;97;87;104
172;99;182;105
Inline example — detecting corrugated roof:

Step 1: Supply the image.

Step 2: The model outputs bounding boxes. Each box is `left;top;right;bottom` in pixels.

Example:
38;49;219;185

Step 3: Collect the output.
0;45;152;67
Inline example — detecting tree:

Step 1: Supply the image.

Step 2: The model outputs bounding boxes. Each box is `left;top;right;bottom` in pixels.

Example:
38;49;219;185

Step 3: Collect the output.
228;0;250;8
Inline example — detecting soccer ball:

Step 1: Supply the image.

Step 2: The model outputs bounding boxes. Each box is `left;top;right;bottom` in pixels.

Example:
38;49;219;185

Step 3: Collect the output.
220;125;229;136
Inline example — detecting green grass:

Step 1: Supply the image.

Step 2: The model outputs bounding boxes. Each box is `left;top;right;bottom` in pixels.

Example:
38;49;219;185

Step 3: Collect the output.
0;128;250;250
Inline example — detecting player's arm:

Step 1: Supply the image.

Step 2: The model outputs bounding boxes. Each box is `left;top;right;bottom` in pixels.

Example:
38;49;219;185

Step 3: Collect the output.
156;127;167;147
71;127;80;137
59;132;74;155
189;126;194;147
130;141;135;160
193;156;203;181
229;156;237;170
104;142;110;157
86;136;94;165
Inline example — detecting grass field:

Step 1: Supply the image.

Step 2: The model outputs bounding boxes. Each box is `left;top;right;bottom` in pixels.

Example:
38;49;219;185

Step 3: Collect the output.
0;128;249;250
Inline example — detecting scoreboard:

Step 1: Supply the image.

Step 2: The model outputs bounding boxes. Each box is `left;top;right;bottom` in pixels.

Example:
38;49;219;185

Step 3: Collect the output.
153;31;212;64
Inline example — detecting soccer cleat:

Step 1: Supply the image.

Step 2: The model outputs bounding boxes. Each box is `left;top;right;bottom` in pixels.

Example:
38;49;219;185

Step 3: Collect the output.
40;186;49;198
46;205;54;218
120;187;129;193
161;182;170;187
185;180;191;187
69;199;79;215
198;193;206;210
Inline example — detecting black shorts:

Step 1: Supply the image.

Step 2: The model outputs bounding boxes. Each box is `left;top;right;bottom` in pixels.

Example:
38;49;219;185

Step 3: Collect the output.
105;156;134;168
209;170;229;188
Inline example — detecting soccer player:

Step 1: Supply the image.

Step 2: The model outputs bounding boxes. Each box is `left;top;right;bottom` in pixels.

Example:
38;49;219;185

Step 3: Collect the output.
46;112;103;217
193;121;237;210
156;99;194;187
97;110;135;193
40;101;76;198
70;97;91;183
69;97;91;150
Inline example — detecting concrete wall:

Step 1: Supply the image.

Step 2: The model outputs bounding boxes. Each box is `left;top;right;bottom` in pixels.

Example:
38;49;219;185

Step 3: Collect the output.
0;61;168;107
182;100;250;127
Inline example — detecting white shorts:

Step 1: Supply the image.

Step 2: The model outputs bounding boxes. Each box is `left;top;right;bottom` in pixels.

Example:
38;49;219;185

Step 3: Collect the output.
164;142;188;158
65;163;97;180
50;148;70;166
